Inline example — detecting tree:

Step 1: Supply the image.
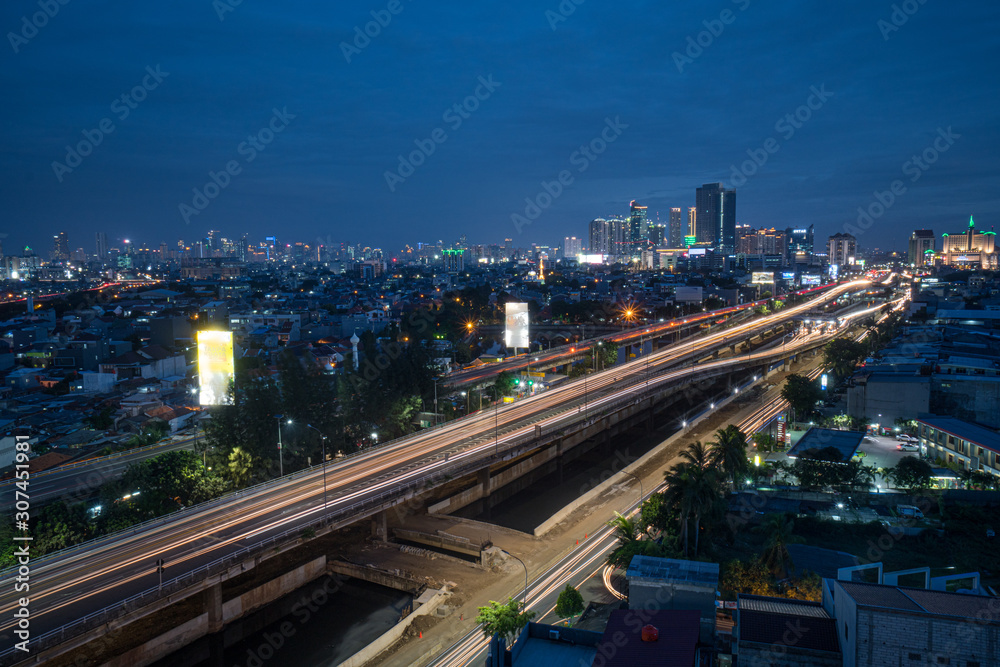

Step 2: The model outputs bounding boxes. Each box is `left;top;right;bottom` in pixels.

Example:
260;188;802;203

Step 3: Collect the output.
85;405;116;431
555;585;585;622
476;597;535;646
781;374;823;421
888;457;934;491
228;447;255;488
753;432;779;453
712;425;750;489
663;442;721;557
824;338;868;380
757;514;804;577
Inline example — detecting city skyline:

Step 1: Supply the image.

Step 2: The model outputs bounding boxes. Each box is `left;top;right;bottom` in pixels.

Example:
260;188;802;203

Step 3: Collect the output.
2;2;998;253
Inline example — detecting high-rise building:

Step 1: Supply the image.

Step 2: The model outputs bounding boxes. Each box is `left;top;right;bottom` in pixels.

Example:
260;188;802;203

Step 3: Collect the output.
51;232;69;261
695;183;736;252
648;224;665;247
736;226;788;259
629;201;648;253
827;233;858;268
95;232;108;261
443;248;465;272
668;208;684;247
786;225;815;264
908;229;935;266
588;219;609;257
563;236;582;258
688;207;697;237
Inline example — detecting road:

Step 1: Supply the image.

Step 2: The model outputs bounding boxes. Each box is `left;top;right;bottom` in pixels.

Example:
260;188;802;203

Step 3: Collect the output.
0;435;203;512
443;283;842;387
0;280;872;663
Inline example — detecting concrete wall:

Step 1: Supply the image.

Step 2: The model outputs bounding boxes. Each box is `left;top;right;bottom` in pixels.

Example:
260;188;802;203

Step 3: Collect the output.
334;588;450;667
854;607;1000;666
97;556;327;667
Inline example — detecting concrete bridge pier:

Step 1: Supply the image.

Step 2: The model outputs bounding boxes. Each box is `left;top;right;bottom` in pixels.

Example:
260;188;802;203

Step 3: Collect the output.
204;582;223;634
371;510;388;541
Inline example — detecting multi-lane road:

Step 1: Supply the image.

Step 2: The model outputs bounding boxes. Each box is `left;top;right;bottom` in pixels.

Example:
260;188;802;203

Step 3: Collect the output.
0;279;873;663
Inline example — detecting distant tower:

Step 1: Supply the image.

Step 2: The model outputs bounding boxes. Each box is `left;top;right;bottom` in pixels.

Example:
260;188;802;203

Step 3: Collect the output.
539;255;546;284
350;332;360;371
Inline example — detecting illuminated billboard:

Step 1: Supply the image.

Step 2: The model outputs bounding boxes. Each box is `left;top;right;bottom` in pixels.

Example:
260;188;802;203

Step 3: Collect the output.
505;302;530;349
197;330;234;406
577;254;605;265
781;272;796;281
801;274;822;285
752;272;775;284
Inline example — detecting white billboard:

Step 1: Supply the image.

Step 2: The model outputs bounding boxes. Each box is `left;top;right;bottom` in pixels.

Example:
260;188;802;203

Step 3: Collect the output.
801;274;822;285
505;302;530;349
752;272;775;285
198;330;234;406
577;254;605;265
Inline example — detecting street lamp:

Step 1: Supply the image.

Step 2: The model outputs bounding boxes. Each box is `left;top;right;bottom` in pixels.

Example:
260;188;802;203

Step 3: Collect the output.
305;424;328;514
274;415;292;477
461;391;468;414
371;432;378;444
501;549;528;606
620;470;643;506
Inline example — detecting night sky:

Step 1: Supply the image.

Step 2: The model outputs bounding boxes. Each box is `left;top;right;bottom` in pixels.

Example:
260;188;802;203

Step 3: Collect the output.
2;0;998;255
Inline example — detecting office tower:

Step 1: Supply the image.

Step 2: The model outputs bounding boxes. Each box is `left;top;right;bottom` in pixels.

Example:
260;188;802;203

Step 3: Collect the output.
939;217;997;269
648;224;665;247
908;229;935;266
629;200;648;252
669;208;684;247
443;248;465;272
786;225;815;264
695;183;736;251
95;232;108;261
51;232;69;261
827;233;857;268
564;236;582;258
688;207;697;237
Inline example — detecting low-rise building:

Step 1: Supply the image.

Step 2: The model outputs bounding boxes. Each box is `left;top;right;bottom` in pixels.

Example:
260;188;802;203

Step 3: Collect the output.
917;415;1000;476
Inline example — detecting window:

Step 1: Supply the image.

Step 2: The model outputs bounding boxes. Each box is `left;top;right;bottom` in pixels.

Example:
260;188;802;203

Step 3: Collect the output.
936;658;950;665
967;661;980;667
908;653;922;661
844;623;849;640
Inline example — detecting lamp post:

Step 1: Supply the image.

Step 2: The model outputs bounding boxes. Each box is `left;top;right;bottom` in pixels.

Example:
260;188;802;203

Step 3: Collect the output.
621;470;643;506
274;415;291;477
501;549;528;607
490;387;500;456
305;424;328;514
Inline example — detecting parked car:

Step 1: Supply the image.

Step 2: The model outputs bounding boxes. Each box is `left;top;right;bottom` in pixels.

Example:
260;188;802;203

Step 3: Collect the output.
896;504;924;519
896;443;919;452
895;434;918;443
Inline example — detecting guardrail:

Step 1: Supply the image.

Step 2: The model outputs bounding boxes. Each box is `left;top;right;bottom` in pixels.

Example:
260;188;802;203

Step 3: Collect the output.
0;324;840;664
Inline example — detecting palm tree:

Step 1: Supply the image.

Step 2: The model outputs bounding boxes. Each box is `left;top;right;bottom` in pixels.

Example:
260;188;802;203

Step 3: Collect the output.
711;425;750;489
664;441;722;557
757;514;804;578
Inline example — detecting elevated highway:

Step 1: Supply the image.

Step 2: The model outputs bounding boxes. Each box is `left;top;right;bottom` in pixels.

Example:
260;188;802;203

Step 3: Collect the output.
0;280;872;665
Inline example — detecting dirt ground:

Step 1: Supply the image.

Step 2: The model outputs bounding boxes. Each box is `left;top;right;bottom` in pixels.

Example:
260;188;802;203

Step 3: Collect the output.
362;356;820;667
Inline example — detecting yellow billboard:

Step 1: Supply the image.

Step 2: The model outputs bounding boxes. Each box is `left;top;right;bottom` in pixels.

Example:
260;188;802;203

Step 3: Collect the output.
197;330;234;406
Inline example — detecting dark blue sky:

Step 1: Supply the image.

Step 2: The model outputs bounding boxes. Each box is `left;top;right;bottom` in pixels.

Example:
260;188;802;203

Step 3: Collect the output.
2;0;998;255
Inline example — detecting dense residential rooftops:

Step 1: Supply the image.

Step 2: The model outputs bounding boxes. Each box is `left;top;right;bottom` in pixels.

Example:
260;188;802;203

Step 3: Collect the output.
834;580;1000;621
738;595;841;654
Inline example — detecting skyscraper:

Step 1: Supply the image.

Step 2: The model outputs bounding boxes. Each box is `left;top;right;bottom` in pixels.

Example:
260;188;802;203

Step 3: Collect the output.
563;236;582;258
908;229;935;266
688;207;697;238
51;232;69;262
695;183;736;251
827;233;857;268
668;208;684;247
786;225;815;264
629;200;648;253
589;219;611;257
95;232;108;261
